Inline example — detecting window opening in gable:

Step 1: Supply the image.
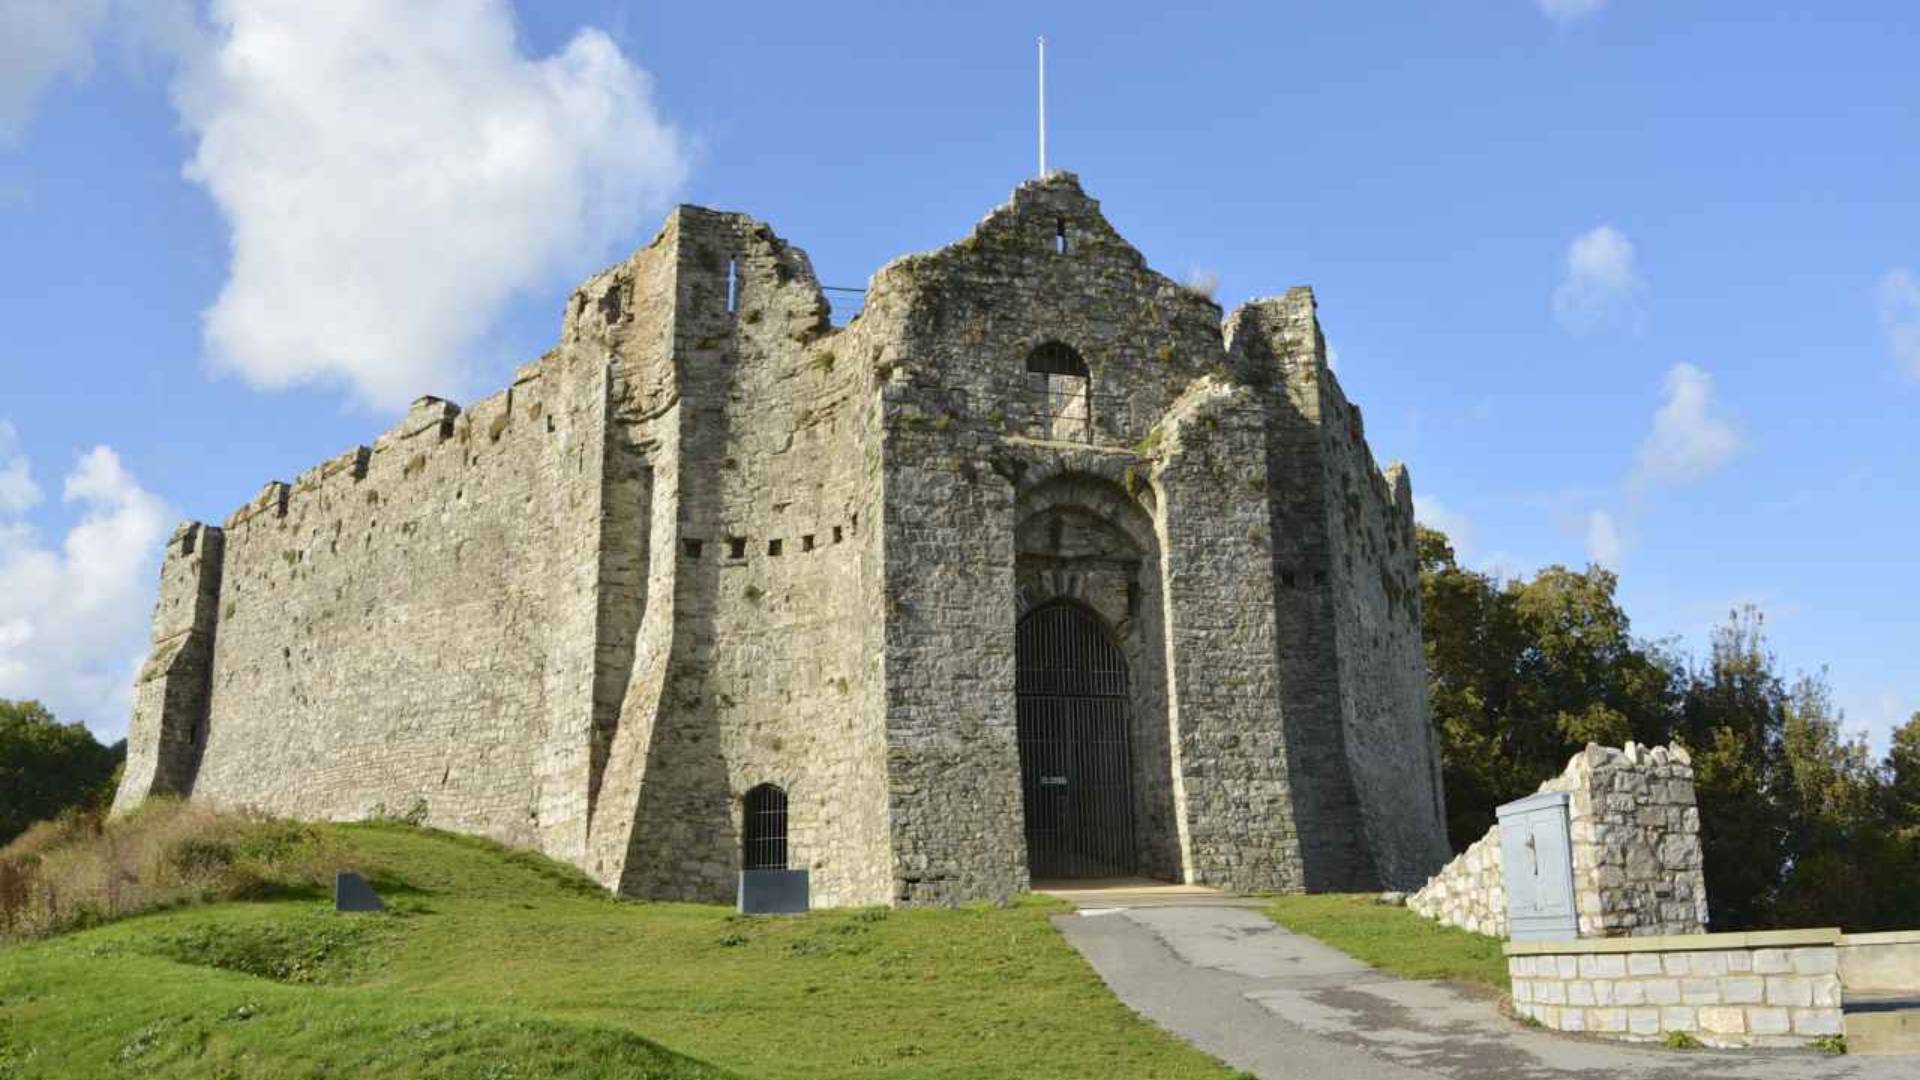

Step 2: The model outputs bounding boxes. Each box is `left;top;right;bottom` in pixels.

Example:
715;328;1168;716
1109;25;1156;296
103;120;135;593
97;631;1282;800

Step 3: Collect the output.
1025;341;1092;443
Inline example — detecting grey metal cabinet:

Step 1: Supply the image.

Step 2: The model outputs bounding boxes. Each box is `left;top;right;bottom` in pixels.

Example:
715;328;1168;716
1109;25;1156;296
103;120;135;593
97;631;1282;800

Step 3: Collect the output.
1497;790;1577;941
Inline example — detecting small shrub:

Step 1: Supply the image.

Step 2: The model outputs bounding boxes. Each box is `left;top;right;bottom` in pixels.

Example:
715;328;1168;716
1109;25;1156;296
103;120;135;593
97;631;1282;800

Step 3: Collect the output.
168;837;237;878
1812;1034;1847;1054
1660;1030;1703;1050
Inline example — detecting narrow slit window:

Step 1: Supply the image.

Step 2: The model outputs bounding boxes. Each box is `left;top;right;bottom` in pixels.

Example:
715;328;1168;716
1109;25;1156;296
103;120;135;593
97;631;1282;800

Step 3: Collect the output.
729;537;747;559
743;783;789;871
768;538;783;557
802;534;816;552
726;257;739;313
832;525;844;544
1055;218;1068;254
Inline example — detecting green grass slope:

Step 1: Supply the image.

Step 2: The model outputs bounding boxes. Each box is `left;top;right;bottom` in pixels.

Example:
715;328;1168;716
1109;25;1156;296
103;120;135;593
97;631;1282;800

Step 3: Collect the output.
1;822;1238;1079
1263;893;1510;993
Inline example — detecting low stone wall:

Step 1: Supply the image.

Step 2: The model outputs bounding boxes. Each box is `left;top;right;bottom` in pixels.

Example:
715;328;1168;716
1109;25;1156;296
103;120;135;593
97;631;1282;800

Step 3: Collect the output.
1405;828;1505;937
1410;742;1707;939
1507;929;1843;1048
1839;930;1920;993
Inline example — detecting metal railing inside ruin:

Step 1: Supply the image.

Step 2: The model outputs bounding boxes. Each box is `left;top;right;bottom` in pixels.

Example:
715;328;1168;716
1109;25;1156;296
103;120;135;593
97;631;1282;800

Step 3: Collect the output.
1024;375;1128;444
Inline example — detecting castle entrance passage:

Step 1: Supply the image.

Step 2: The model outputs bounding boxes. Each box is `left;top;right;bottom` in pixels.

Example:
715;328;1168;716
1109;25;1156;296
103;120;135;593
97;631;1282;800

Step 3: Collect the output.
1016;601;1138;880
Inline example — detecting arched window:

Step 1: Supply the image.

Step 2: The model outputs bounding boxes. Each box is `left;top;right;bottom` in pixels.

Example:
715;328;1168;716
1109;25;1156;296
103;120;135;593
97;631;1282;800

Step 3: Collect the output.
1025;342;1091;443
743;783;789;871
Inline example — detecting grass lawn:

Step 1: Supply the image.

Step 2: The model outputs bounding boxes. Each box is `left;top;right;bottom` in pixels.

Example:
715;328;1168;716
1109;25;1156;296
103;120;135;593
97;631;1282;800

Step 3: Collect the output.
1263;894;1510;994
0;822;1240;1080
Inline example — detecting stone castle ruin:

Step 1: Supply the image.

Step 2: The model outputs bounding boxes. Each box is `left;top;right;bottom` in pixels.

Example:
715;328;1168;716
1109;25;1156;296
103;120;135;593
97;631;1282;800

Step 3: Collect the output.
115;174;1450;907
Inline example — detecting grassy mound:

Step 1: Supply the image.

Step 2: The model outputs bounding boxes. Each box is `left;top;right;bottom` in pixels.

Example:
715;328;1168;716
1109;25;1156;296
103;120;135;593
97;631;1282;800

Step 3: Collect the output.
1263;893;1510;993
0;801;346;942
0;815;1239;1079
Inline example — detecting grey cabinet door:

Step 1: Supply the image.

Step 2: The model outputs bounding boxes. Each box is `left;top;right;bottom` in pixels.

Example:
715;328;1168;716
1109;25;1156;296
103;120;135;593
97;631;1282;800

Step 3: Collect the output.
1498;793;1577;941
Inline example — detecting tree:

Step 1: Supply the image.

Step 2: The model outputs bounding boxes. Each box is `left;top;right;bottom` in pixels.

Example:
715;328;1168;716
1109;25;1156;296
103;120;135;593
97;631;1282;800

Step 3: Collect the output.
1886;712;1920;824
1418;528;1681;848
0;700;124;846
1420;531;1917;932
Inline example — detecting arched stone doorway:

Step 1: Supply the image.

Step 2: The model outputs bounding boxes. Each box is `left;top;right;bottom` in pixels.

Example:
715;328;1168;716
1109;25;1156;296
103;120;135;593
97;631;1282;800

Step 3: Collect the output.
1012;469;1180;883
1016;601;1136;879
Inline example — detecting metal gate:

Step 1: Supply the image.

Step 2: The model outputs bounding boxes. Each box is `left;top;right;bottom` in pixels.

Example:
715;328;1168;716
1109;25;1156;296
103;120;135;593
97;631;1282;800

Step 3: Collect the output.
1016;601;1137;880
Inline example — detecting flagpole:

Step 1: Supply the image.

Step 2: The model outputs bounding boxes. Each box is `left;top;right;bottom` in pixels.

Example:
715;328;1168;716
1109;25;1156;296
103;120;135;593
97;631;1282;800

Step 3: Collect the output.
1037;36;1047;178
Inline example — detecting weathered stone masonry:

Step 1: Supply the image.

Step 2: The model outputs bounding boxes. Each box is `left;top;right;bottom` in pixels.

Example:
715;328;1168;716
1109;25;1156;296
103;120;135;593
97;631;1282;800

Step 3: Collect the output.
1410;742;1709;939
116;174;1450;905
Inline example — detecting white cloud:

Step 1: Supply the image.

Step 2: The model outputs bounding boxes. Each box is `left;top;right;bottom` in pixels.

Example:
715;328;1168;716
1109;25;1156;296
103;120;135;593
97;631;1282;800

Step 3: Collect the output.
0;430;173;740
172;0;687;408
1585;509;1623;569
1633;362;1740;488
1414;494;1474;556
0;0;110;142
1878;268;1920;379
0;421;41;513
1553;224;1641;331
1535;0;1607;24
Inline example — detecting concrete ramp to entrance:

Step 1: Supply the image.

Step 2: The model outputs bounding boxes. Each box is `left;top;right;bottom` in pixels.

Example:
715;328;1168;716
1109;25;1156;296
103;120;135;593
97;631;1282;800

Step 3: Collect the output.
1034;878;1267;910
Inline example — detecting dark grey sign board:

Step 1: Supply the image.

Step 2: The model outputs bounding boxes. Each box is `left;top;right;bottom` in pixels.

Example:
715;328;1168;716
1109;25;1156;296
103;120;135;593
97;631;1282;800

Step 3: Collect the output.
335;870;385;913
738;869;809;915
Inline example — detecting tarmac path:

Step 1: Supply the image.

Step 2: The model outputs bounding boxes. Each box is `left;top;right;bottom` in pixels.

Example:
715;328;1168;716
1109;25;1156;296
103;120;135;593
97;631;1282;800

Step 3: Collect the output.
1054;903;1910;1080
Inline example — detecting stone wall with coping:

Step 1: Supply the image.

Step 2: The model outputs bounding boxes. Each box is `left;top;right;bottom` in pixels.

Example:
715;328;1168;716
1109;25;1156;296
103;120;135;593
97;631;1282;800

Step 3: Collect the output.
1508;930;1844;1048
1409;742;1708;938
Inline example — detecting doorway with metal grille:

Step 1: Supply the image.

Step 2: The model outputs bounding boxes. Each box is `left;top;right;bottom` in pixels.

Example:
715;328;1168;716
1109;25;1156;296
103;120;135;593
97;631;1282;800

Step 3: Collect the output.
1017;600;1137;880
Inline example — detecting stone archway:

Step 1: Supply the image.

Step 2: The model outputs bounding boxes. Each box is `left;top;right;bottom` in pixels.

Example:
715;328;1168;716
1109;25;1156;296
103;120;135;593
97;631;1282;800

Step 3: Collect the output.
1013;472;1181;882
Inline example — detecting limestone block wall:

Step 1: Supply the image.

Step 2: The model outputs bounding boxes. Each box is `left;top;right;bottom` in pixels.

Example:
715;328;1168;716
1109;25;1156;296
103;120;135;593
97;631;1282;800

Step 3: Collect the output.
1227;292;1447;892
1410;742;1708;939
1149;379;1303;891
184;353;614;862
1406;829;1507;938
1508;930;1844;1048
581;208;894;907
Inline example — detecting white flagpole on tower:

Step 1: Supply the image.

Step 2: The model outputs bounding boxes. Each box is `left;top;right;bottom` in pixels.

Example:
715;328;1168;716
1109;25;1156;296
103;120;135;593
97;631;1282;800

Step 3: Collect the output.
1037;36;1048;178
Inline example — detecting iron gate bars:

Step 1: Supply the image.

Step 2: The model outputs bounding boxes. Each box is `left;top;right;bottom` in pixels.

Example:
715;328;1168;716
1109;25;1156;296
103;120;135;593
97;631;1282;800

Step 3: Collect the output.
1016;601;1137;880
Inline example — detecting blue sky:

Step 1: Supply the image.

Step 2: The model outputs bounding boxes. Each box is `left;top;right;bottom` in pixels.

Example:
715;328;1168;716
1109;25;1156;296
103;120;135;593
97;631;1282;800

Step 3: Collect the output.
1;1;1914;747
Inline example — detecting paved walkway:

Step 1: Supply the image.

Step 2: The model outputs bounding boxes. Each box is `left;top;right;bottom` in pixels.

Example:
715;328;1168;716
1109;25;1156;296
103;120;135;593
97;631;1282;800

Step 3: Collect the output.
1054;902;1909;1079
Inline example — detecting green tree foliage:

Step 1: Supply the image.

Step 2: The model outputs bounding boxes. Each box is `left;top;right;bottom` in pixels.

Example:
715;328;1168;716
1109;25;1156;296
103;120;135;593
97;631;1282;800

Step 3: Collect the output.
1419;528;1919;931
1418;528;1679;849
0;699;124;845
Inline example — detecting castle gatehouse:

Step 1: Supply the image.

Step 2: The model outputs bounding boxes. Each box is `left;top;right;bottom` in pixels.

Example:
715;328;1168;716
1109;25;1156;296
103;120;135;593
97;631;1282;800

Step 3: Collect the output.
115;174;1450;906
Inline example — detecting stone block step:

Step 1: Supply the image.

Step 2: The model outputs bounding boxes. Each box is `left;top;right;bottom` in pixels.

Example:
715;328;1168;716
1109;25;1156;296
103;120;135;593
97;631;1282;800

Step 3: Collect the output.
1842;993;1920;1055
